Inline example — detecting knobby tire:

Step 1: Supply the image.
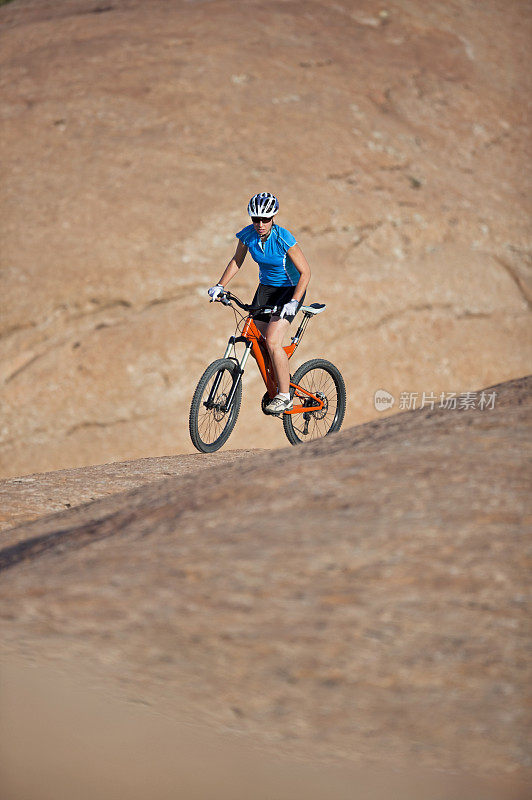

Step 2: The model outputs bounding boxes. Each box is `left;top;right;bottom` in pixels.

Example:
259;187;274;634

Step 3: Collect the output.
283;358;346;445
189;358;242;453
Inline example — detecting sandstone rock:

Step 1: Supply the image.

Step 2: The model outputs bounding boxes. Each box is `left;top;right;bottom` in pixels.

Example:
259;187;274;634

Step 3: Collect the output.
0;0;530;476
0;376;530;780
0;448;261;536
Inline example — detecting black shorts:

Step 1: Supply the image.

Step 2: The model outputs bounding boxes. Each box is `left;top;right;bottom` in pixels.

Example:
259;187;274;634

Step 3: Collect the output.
251;284;305;324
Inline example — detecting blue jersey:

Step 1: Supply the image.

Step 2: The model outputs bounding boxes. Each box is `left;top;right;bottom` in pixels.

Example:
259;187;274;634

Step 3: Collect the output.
236;223;299;287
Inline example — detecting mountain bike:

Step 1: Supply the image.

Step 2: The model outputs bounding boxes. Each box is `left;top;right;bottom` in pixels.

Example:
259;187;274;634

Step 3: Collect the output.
189;290;346;452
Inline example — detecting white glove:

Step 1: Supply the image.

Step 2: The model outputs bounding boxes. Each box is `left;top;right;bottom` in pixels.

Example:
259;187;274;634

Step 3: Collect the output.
207;284;224;302
280;299;298;319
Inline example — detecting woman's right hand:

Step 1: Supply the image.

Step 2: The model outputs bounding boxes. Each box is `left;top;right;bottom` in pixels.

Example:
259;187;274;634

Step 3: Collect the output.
207;284;224;302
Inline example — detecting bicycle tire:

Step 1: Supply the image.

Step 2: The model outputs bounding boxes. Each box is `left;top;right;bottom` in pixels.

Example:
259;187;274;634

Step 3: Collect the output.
283;358;346;446
189;358;242;453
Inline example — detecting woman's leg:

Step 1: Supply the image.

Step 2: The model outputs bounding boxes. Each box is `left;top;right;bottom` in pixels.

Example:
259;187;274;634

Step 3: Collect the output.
261;317;291;394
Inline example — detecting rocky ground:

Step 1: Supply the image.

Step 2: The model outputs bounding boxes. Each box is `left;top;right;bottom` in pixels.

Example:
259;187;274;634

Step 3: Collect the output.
1;2;530;795
1;0;531;477
1;375;530;799
0;448;260;535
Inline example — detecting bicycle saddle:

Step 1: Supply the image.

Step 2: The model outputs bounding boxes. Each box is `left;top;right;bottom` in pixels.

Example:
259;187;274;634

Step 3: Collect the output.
300;303;326;315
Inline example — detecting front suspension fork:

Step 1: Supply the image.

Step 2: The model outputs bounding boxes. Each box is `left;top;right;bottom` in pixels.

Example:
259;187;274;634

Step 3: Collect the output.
206;340;253;412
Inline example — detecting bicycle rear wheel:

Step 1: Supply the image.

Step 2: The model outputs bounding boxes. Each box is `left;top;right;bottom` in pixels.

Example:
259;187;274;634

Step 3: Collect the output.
189;358;242;453
283;358;346;445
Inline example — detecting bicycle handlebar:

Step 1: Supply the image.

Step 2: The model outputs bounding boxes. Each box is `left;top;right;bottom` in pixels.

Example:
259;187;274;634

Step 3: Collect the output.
215;290;280;315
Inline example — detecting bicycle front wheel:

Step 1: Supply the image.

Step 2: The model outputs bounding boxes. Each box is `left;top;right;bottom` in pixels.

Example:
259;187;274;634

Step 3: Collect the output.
283;358;346;445
189;358;242;453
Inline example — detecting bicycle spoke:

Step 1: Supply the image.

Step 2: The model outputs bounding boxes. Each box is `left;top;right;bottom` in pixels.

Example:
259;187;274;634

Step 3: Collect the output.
198;373;230;440
189;360;242;452
284;361;346;445
298;370;335;440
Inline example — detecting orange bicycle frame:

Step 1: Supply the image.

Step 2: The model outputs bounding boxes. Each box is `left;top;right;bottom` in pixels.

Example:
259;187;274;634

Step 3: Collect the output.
238;315;324;415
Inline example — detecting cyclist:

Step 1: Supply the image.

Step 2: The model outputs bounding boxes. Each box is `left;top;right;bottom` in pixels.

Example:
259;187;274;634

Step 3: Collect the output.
207;192;311;414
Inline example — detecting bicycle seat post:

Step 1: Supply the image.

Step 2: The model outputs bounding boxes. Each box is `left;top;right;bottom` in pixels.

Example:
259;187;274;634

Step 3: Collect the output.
291;310;311;346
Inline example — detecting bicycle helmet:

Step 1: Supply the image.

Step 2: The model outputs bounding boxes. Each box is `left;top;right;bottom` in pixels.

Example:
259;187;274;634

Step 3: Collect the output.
247;192;279;218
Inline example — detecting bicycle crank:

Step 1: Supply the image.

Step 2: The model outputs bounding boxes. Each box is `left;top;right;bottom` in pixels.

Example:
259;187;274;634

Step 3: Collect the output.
260;392;271;416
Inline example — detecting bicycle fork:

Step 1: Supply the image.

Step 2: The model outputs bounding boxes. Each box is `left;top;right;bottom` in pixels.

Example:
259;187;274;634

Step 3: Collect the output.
205;339;253;412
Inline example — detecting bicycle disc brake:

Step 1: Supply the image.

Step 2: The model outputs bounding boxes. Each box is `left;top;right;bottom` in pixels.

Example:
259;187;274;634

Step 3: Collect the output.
312;391;328;420
212;393;229;421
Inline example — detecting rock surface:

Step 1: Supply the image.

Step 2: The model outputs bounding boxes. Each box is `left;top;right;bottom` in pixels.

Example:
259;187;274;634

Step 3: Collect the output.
0;448;260;535
1;0;531;477
1;375;530;788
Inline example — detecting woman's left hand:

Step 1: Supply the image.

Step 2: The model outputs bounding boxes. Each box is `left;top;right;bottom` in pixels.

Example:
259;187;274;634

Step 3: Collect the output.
280;299;299;319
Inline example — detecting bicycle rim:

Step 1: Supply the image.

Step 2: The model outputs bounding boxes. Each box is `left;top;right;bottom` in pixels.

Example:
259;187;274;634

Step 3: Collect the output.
283;359;346;445
189;359;242;453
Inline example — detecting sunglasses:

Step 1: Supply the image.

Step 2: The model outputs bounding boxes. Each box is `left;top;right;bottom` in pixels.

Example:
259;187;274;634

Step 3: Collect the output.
251;216;273;224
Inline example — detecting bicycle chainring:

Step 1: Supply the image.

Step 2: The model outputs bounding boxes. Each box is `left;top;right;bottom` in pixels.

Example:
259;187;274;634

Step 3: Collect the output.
261;392;273;415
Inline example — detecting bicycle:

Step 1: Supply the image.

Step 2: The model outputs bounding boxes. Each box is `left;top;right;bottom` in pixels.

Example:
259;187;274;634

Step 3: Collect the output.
189;290;347;452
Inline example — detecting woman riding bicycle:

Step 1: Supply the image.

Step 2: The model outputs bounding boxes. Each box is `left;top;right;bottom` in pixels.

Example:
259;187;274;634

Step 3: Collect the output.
208;192;311;414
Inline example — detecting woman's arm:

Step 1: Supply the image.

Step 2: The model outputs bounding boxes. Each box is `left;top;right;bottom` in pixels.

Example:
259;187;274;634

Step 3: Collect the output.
287;243;311;302
215;240;248;287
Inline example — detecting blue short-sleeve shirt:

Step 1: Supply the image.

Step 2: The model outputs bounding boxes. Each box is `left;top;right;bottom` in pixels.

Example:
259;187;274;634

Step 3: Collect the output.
236;223;299;287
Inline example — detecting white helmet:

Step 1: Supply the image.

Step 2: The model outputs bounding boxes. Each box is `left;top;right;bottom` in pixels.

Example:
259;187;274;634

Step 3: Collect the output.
247;192;279;218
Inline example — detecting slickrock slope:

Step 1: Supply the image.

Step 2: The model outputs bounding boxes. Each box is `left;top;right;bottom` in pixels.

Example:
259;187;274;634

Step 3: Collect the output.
1;0;531;477
0;448;260;535
1;376;530;792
